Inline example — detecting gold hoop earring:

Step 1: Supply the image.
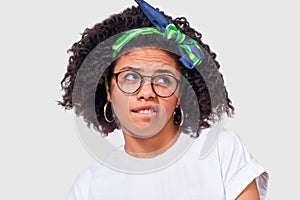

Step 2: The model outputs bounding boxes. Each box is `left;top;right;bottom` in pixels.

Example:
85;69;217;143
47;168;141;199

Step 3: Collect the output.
174;106;184;126
104;101;114;123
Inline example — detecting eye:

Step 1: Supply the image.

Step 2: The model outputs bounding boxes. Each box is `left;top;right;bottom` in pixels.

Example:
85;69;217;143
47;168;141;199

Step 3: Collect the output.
122;72;139;81
154;75;172;85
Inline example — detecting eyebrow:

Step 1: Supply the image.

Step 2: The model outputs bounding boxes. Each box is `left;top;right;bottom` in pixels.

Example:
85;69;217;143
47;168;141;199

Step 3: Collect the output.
118;66;141;72
153;69;176;76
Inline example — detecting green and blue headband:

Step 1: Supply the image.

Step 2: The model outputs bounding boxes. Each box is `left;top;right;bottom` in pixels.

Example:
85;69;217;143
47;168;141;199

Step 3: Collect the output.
112;0;205;69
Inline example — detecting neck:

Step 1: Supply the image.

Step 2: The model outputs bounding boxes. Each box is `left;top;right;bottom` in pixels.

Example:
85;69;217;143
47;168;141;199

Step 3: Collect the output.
122;122;180;158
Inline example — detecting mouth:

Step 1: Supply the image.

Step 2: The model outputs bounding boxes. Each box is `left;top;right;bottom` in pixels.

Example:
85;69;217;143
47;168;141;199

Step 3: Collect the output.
131;105;159;115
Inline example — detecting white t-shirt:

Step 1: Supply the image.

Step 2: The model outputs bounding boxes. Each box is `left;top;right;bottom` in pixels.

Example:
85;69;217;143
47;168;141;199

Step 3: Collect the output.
67;128;268;200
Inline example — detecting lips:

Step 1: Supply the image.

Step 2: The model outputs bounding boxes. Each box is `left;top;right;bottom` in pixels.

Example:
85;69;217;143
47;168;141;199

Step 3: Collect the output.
131;105;159;114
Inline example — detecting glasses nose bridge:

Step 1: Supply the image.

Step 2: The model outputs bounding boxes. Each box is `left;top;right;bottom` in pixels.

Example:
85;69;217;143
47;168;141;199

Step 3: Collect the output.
138;74;156;96
141;75;154;85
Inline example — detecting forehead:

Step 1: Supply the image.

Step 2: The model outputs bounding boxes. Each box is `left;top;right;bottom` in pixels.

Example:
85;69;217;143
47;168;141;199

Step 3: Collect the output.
114;48;179;73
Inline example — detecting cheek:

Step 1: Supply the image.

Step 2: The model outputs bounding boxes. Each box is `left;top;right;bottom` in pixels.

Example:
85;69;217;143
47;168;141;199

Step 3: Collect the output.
109;86;133;126
160;96;178;116
110;89;129;113
109;81;124;104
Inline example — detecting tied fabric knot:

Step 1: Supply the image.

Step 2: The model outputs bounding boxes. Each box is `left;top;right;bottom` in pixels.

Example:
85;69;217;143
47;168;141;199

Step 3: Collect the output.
112;24;205;69
164;24;205;69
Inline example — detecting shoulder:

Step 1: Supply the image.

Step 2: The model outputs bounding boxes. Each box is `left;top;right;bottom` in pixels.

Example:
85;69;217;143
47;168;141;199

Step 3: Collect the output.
215;128;253;169
193;127;245;159
216;128;249;158
217;128;244;145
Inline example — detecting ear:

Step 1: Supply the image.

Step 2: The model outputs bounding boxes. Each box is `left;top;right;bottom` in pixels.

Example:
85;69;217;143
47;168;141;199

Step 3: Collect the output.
176;100;180;108
106;89;111;102
105;75;111;102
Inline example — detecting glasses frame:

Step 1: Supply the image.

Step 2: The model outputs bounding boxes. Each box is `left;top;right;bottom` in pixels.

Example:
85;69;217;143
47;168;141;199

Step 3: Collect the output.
113;69;181;98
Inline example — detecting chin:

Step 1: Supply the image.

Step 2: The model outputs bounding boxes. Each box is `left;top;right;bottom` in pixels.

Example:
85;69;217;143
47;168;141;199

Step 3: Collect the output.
123;121;165;139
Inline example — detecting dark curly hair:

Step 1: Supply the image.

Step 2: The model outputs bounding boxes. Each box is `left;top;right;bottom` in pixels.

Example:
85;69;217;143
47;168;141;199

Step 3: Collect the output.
58;5;234;138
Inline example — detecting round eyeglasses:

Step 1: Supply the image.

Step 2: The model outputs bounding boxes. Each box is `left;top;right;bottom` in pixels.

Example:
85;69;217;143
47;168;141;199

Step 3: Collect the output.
113;70;180;98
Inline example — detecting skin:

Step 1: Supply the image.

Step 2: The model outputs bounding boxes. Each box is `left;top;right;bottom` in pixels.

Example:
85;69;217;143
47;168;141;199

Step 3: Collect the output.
236;180;260;200
107;48;181;157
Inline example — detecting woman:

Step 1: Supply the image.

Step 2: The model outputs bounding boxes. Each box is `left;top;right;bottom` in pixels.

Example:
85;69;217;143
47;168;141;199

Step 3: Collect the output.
59;0;268;199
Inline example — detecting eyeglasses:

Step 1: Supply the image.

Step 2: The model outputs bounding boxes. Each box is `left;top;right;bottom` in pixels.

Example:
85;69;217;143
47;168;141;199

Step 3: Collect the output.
113;70;180;98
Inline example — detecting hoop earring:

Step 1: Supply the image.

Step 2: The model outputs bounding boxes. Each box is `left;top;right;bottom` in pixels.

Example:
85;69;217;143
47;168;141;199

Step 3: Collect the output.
104;101;114;123
174;106;184;126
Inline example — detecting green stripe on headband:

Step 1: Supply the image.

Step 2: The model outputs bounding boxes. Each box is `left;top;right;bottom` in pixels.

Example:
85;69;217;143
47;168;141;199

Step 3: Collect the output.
111;24;204;69
112;27;162;58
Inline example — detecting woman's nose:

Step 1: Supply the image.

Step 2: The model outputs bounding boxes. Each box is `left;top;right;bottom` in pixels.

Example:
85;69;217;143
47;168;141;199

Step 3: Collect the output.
137;80;156;100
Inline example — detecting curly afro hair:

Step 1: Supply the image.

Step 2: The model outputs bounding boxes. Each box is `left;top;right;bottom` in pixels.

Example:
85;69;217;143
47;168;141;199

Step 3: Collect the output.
58;5;234;138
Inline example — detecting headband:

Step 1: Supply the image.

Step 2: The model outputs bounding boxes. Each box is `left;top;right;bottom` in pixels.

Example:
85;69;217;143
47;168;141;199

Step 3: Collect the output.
111;0;205;69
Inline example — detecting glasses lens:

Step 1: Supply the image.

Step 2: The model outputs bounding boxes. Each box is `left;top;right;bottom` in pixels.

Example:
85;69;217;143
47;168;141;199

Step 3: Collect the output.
117;71;141;93
152;74;178;97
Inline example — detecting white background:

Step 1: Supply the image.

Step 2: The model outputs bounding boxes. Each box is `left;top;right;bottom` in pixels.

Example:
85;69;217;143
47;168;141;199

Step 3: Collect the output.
0;0;299;199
